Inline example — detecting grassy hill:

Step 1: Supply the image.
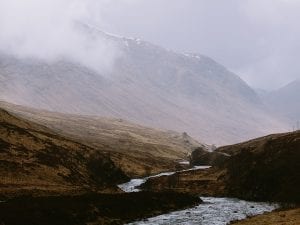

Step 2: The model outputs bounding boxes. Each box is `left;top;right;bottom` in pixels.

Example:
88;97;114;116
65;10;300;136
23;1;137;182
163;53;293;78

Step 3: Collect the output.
0;107;129;198
0;101;205;177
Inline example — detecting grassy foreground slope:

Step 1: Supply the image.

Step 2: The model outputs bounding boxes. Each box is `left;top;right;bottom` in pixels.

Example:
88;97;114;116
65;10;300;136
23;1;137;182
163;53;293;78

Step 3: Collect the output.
0;107;129;197
0;105;202;224
231;208;300;225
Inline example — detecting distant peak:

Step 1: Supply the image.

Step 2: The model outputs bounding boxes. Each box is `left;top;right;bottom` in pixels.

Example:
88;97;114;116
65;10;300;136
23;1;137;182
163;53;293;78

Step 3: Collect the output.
76;22;145;46
182;52;204;60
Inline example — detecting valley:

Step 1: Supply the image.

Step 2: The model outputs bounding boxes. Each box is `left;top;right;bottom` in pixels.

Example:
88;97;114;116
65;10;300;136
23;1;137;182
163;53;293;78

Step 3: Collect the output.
0;8;299;224
0;49;299;224
0;104;299;224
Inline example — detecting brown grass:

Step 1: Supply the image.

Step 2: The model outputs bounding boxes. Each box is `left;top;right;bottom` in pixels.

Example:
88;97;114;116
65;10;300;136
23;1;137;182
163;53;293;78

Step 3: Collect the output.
231;208;300;225
1;101;204;177
0;108;128;198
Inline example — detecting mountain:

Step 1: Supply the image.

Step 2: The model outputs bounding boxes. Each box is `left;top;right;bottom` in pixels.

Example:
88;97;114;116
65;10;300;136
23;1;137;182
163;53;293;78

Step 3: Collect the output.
1;101;203;177
263;79;300;126
0;24;287;145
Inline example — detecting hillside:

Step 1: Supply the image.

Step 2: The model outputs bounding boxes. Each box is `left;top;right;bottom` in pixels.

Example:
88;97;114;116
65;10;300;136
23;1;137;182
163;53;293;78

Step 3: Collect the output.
0;105;202;224
0;101;204;177
219;131;300;203
142;131;300;203
0;24;287;145
0;107;128;197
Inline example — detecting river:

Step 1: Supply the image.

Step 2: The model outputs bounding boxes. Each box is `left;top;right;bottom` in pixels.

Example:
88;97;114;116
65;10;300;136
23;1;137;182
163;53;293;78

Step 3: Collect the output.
118;165;279;225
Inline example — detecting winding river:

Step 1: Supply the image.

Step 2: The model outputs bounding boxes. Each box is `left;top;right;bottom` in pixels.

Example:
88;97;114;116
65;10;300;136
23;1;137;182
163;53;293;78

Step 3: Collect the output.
118;166;279;225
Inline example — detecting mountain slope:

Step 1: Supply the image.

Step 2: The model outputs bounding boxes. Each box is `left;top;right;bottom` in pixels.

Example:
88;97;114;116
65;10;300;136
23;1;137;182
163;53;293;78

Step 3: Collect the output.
263;79;300;125
0;25;287;145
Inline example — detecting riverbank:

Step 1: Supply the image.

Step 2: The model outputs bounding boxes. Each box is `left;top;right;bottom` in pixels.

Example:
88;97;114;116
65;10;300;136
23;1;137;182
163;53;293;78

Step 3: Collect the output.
0;192;201;225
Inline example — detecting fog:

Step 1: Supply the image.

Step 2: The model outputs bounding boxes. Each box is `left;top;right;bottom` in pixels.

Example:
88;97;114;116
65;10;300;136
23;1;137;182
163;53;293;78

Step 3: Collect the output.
0;0;121;73
1;0;299;89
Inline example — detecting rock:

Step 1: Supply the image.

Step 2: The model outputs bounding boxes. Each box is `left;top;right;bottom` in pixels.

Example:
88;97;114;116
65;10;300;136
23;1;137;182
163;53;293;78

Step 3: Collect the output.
190;147;229;166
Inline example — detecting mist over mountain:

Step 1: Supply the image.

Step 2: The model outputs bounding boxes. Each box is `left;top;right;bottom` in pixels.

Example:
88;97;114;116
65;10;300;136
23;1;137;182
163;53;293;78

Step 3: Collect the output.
0;24;287;145
262;80;300;127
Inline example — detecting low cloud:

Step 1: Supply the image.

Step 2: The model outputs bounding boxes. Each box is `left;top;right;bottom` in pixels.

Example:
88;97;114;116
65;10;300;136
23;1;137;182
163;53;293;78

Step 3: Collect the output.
1;0;299;89
97;0;300;90
0;0;121;73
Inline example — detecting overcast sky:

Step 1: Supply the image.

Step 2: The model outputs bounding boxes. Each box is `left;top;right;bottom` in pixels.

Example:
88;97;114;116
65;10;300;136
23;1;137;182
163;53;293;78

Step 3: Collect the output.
1;0;299;90
98;0;300;90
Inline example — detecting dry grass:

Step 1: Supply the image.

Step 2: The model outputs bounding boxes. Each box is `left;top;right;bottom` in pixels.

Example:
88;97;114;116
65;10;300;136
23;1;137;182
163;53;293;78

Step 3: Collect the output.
0;108;128;197
0;101;205;177
231;208;300;225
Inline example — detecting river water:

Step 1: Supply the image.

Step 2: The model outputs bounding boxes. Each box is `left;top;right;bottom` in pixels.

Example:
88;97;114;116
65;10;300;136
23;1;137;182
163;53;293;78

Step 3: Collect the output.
118;166;211;192
118;166;278;225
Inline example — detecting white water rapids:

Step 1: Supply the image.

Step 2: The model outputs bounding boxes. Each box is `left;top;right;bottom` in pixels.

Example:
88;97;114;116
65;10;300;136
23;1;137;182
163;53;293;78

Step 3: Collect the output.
118;165;279;225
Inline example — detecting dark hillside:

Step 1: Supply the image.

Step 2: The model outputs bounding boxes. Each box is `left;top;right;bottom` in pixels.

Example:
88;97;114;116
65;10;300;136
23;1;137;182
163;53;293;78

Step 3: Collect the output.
0;108;128;197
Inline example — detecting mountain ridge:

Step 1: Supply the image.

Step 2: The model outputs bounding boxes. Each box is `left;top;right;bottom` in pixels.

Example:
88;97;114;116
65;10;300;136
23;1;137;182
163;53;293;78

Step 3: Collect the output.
0;25;288;145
